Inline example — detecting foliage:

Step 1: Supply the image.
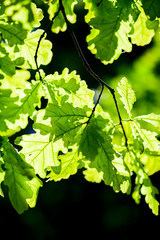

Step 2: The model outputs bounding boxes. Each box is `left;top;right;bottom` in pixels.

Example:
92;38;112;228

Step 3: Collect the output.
0;0;160;215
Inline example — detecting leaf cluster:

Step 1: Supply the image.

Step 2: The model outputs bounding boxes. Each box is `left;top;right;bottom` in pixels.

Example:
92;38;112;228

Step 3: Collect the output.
0;0;160;215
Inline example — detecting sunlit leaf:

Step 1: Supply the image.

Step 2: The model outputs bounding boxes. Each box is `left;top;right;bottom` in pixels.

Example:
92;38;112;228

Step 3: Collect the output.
117;77;136;118
135;113;160;128
0;45;16;76
0;81;42;135
129;6;159;46
0;69;30;90
2;1;43;30
0;21;27;46
84;0;139;64
48;145;82;181
137;129;159;152
48;0;78;33
137;167;159;215
1;138;42;214
44;68;94;108
83;161;103;183
7;29;53;69
141;151;160;175
19;133;67;178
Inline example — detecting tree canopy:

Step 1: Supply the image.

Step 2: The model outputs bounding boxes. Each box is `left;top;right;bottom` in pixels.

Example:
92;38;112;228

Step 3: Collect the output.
0;0;160;215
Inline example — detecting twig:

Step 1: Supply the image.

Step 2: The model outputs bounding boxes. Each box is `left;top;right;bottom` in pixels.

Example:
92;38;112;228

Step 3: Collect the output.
86;84;104;124
34;7;61;81
59;0;113;93
59;0;128;148
111;91;128;147
34;31;46;81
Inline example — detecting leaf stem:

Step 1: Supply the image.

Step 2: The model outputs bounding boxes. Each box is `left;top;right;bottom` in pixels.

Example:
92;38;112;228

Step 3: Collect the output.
34;7;61;81
59;0;128;148
34;31;45;81
86;84;104;124
111;91;128;148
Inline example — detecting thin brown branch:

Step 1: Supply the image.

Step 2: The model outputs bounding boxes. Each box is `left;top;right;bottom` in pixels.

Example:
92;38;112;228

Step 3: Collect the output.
59;0;114;93
111;91;128;148
59;0;128;148
34;31;45;81
34;7;61;81
86;84;104;125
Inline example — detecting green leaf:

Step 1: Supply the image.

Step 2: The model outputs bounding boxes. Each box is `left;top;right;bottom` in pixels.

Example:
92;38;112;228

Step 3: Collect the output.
117;77;136;118
1;138;42;214
44;68;94;108
78;110;111;160
83;161;103;183
23;103;89;179
0;88;19;135
112;156;131;194
84;0;139;64
0;21;27;46
0;55;16;76
7;29;53;69
129;6;159;46
26;177;42;208
126;150;159;215
45;69;80;93
43;101;129;191
79;116;131;193
135;113;160;128
2;139;35;180
2;1;43;30
48;0;78;33
141;151;160;175
84;0;159;63
89;138;130;193
125;150;159;215
16;81;42;116
125;120;160;153
44;101;89;140
0;81;42;135
132;185;141;204
137;168;159;215
19;133;67;178
48;145;82;181
0;69;30;90
79;120;104;161
141;182;159;216
142;0;160;20
137;128;159;152
0;45;16;76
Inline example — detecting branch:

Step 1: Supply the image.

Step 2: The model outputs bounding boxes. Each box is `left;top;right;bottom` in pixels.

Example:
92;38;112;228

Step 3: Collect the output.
111;92;128;147
59;0;113;92
86;84;104;125
59;0;128;148
34;7;61;81
34;31;45;81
